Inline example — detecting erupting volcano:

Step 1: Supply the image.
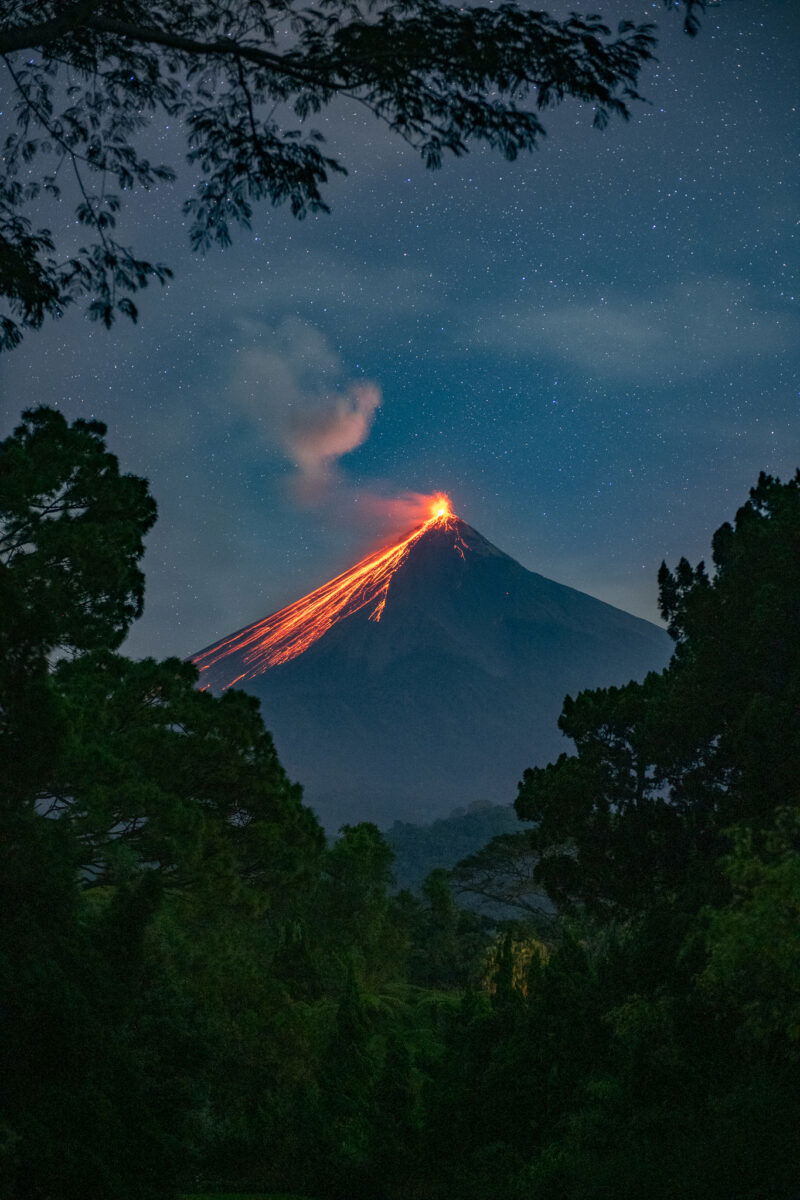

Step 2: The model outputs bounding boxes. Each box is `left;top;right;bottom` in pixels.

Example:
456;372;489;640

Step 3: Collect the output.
194;499;671;828
195;494;458;691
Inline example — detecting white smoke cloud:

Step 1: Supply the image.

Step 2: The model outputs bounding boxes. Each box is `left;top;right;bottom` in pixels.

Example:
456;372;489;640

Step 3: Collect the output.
284;384;381;488
228;319;446;539
230;317;381;502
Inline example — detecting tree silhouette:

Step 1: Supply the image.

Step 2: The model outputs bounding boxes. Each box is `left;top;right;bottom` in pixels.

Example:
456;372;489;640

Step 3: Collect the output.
0;0;704;348
516;469;800;918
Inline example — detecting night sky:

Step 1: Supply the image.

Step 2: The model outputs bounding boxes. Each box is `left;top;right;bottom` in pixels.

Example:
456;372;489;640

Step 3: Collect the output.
1;0;797;662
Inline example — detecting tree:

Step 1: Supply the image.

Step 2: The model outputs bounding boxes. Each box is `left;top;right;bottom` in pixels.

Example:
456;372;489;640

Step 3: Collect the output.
0;405;328;1199
699;811;800;1051
0;405;156;803
318;822;404;989
399;867;490;989
445;471;800;1200
49;650;324;893
451;827;551;918
0;0;704;349
0;409;183;1200
0;407;154;649
516;470;800;918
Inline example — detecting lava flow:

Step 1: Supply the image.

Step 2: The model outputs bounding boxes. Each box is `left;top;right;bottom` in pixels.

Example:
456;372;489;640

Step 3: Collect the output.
194;493;458;690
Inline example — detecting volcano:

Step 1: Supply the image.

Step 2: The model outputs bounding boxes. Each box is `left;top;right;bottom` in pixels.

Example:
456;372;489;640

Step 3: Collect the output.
194;500;671;829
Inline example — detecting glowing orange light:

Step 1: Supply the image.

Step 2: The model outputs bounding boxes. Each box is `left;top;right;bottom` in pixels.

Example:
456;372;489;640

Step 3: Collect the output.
428;492;453;522
193;494;460;689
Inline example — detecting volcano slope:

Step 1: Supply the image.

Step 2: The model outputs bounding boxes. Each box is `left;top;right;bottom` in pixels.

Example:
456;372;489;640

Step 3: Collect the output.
194;509;672;829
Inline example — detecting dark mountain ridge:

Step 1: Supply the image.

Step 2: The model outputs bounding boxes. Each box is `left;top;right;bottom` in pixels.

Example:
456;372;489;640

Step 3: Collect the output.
195;512;672;828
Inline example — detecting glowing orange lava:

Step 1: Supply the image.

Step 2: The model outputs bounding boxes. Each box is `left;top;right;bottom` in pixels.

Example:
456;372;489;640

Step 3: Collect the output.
428;492;453;521
194;496;458;689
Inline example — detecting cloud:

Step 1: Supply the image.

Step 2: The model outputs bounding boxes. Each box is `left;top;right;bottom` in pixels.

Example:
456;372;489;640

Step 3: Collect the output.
470;277;798;383
229;317;381;501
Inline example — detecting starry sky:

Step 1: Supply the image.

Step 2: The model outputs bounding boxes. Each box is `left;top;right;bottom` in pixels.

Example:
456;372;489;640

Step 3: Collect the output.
1;0;798;661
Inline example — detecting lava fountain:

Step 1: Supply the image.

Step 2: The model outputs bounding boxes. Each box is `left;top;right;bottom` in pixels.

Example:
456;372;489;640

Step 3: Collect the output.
193;493;459;690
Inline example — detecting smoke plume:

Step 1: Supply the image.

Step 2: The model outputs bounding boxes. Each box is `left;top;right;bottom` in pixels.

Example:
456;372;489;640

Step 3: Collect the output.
284;384;381;498
231;318;381;502
230;319;450;538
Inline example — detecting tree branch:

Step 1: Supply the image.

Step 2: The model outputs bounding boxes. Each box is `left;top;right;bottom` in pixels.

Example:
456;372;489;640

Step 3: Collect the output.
3;53;115;279
454;878;552;917
82;16;326;88
0;0;103;55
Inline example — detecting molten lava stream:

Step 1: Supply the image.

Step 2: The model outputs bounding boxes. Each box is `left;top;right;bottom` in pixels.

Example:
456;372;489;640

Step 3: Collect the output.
193;494;456;689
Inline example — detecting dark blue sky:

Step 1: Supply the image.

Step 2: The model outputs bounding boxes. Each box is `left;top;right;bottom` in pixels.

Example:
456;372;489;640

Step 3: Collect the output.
1;0;797;659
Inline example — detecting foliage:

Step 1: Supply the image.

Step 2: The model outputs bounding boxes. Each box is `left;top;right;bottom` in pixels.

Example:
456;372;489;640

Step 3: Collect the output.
700;811;800;1048
0;406;155;652
51;649;323;892
0;0;712;348
385;800;519;892
450;825;549;917
2;409;797;1200
397;867;490;989
0;407;326;1199
516;469;800;917
414;469;800;1199
0;405;156;810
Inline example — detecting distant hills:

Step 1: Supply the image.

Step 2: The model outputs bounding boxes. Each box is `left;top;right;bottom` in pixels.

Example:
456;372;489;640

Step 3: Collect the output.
385;801;521;893
194;506;671;829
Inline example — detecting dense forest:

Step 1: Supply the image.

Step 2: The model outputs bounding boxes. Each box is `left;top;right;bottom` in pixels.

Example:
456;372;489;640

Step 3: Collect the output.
2;406;799;1200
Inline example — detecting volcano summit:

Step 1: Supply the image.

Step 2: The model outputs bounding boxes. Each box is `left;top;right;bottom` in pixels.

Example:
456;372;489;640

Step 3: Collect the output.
194;500;671;829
